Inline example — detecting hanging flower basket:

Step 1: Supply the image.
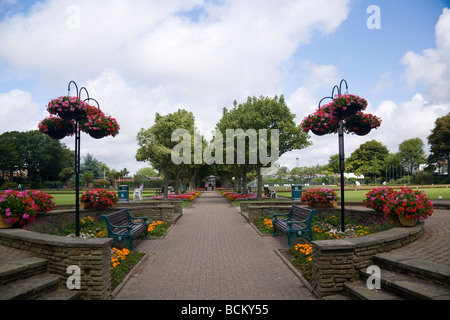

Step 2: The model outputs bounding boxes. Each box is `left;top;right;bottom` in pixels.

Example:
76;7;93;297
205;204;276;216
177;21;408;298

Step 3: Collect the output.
344;112;382;136
301;102;340;136
80;105;120;139
331;94;368;119
38;115;76;140
47;96;88;120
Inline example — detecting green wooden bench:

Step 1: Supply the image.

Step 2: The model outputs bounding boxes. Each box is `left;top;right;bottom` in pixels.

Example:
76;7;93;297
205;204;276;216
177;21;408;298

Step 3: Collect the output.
100;208;150;251
272;205;317;247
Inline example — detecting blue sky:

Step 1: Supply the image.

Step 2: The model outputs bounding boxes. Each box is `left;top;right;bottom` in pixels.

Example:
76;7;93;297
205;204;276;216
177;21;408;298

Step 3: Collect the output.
0;0;449;175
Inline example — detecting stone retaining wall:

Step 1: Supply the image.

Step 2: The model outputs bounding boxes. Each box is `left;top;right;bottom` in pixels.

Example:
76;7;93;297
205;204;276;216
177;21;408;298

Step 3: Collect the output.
243;202;382;224
39;203;176;226
311;222;424;297
0;228;112;300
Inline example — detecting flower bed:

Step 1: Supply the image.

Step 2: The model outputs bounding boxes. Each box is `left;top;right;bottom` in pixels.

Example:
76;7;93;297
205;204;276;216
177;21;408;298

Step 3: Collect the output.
151;191;200;201
281;211;394;283
221;191;269;201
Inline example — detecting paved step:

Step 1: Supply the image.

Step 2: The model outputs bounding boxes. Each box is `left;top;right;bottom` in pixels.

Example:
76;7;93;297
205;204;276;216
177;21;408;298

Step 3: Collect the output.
357;267;450;300
0;273;61;300
0;257;48;285
373;252;450;287
37;288;81;300
343;252;450;300
344;280;404;300
0;254;80;300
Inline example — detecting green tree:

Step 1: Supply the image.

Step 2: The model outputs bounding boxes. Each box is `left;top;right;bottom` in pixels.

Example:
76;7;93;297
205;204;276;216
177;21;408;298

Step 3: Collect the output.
83;170;95;187
326;154;340;173
136;109;195;199
347;140;389;180
398;137;425;180
134;167;159;179
216;95;311;198
427;112;450;183
81;153;102;179
0;130;73;185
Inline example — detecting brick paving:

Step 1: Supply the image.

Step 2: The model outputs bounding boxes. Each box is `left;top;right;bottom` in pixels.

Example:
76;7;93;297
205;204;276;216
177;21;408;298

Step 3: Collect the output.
389;208;450;266
113;191;317;300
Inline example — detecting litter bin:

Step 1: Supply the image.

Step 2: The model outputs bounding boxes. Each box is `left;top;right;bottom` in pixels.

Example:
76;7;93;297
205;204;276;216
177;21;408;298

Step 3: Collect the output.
292;184;302;201
118;185;129;202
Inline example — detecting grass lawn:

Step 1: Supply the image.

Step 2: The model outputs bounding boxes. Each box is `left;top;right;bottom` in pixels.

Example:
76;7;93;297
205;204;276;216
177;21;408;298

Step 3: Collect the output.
44;189;194;206
276;186;450;202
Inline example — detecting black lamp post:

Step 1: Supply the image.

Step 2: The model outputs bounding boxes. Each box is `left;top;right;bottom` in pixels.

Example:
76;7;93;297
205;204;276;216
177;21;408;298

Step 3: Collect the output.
318;79;349;232
67;81;100;237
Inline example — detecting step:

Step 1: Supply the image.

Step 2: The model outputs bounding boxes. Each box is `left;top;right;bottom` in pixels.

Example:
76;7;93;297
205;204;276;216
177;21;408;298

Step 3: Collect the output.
344;280;404;300
0;257;48;285
373;252;450;287
359;267;450;300
37;288;81;300
0;273;61;300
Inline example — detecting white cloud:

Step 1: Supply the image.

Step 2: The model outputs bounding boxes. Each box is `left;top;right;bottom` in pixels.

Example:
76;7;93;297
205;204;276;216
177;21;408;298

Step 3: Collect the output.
369;94;448;153
0;89;42;132
402;8;450;103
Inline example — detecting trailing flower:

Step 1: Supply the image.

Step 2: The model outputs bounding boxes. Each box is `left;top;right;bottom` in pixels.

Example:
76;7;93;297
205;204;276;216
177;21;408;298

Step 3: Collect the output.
38;115;76;136
79;105;120;137
331;93;367;119
80;189;118;209
26;190;55;214
344;112;381;135
300;188;338;205
382;187;433;221
362;186;395;212
0;189;40;226
47;95;88;118
300;102;340;135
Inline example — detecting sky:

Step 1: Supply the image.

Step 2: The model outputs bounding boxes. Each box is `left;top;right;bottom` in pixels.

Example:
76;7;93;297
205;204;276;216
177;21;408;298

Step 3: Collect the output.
0;0;449;176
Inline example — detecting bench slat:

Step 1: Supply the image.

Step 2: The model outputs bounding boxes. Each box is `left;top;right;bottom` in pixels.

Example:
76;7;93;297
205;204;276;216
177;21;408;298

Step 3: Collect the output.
272;204;317;247
100;208;149;251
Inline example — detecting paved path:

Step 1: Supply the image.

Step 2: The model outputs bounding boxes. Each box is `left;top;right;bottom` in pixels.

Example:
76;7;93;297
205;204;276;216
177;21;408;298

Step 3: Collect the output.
113;191;317;300
390;208;450;266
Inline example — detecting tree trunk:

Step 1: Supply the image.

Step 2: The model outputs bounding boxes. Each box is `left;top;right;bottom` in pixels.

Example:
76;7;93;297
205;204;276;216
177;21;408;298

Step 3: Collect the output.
163;164;169;200
175;170;180;195
242;170;248;194
257;164;262;200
